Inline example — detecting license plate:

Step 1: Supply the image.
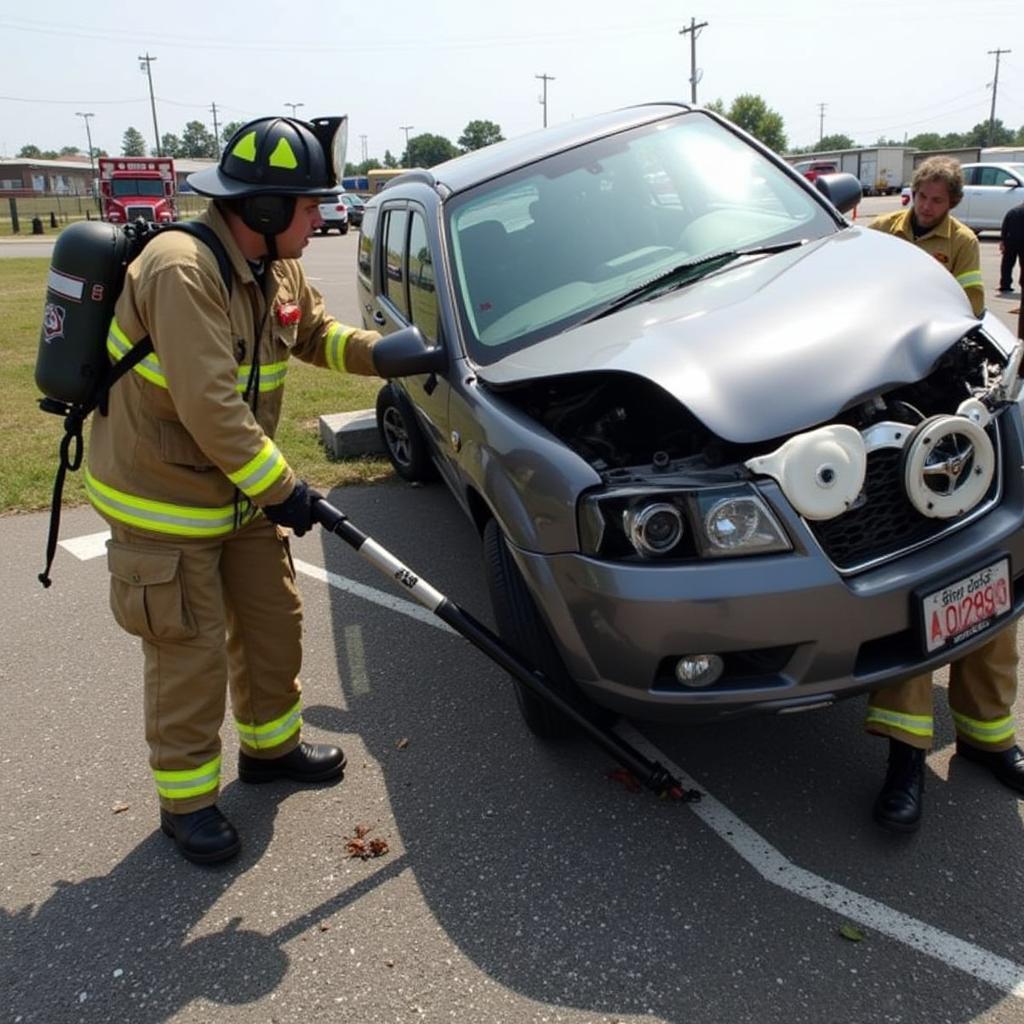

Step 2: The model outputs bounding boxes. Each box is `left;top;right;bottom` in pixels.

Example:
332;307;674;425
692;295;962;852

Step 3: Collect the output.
921;558;1012;653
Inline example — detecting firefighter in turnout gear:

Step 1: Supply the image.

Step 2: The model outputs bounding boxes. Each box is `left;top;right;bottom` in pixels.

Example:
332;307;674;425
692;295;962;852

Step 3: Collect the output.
866;155;1024;833
87;116;381;863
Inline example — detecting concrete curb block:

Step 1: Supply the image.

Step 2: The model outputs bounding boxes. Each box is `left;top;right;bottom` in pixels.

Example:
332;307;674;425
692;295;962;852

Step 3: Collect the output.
318;409;385;459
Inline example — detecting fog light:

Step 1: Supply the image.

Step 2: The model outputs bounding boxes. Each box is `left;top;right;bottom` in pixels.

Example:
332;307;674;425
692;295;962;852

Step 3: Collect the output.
623;502;685;557
674;654;724;688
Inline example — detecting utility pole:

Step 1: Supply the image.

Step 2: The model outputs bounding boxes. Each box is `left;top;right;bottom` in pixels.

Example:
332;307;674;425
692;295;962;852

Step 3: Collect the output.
678;18;708;104
818;102;827;146
399;125;414;165
209;102;221;157
535;73;555;127
987;48;1011;147
138;52;161;156
284;102;304;119
75;112;97;210
359;134;368;162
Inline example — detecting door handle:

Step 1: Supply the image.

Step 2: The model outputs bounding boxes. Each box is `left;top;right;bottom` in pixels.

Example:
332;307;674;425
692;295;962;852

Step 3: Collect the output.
372;311;387;326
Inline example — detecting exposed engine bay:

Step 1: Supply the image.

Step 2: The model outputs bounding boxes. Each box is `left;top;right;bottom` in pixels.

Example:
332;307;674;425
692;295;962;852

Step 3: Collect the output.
495;330;1018;485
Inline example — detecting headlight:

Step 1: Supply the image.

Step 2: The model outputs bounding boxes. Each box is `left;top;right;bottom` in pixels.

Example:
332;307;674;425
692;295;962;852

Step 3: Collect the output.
579;484;791;560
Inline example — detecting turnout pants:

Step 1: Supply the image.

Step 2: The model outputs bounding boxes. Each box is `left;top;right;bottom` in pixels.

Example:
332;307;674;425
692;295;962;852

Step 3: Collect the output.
865;622;1019;752
106;515;304;812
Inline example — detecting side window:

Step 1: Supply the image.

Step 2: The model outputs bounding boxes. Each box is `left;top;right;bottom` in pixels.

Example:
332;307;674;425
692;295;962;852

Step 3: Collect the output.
357;206;376;282
382;209;409;318
962;166;979;186
977;166;1001;187
407;213;437;343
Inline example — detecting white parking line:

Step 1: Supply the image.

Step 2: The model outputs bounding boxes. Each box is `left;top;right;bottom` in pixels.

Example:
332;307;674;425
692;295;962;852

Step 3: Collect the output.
60;528;1024;994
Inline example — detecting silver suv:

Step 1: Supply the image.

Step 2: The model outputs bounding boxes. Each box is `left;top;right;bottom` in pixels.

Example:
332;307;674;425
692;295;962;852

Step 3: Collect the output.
358;103;1024;737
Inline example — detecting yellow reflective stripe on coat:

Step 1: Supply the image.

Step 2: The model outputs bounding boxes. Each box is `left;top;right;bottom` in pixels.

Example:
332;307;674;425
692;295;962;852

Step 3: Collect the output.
107;318;167;388
956;269;983;290
235;360;289;393
227;438;287;499
153;755;221;801
85;467;242;537
951;709;1015;746
865;706;934;738
325;322;353;372
235;699;302;751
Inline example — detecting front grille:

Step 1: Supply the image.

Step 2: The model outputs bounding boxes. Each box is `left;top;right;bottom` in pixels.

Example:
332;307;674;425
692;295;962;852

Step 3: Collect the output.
126;206;154;221
807;421;1001;573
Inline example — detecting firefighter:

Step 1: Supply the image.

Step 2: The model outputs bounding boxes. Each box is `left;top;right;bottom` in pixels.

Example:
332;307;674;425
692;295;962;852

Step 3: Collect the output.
866;155;1024;832
87;116;382;864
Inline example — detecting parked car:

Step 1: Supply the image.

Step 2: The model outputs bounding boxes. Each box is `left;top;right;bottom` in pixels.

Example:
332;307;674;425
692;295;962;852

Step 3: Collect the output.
959;162;1024;232
337;192;366;227
359;103;1024;739
900;185;912;206
793;159;838;182
317;195;349;234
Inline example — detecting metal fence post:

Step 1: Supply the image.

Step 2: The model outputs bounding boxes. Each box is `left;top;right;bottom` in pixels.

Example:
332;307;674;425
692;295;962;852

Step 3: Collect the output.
8;197;18;234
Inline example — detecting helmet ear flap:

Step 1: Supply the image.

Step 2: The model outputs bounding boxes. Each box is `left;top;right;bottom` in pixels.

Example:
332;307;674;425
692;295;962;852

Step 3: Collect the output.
240;194;295;236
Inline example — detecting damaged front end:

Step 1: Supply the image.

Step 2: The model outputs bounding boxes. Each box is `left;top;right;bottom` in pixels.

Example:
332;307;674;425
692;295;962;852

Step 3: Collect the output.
496;328;1024;573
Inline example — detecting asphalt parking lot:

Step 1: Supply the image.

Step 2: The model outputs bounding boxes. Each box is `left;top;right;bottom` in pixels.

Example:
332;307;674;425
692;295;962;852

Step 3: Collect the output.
2;194;1024;1024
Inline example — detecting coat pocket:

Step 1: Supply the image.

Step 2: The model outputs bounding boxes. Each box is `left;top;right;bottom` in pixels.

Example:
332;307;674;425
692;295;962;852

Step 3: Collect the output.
107;542;198;642
157;419;214;471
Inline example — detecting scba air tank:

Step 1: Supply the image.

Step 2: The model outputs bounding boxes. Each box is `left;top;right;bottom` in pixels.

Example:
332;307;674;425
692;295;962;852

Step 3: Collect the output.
35;220;129;408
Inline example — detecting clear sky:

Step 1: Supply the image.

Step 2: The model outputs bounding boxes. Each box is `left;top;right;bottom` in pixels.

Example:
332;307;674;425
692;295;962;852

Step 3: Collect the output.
1;0;1020;162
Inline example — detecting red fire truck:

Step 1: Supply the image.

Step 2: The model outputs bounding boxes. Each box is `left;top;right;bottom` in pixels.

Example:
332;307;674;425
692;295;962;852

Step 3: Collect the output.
98;156;177;224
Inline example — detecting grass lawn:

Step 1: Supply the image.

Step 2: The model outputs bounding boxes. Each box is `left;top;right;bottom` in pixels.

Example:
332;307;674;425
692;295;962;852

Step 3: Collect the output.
0;257;392;515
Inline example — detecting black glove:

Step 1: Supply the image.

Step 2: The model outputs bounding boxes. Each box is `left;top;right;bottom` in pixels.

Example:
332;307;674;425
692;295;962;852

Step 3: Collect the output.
262;480;324;537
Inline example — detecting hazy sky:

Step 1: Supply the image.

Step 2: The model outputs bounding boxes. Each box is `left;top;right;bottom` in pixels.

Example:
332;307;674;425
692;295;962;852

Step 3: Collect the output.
1;0;1020;162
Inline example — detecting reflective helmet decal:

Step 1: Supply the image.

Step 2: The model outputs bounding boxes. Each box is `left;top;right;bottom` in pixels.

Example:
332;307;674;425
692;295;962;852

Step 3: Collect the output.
233;131;258;162
269;138;298;170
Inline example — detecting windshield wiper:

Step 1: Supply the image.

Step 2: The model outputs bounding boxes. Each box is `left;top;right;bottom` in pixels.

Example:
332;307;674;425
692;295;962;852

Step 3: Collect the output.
580;239;809;324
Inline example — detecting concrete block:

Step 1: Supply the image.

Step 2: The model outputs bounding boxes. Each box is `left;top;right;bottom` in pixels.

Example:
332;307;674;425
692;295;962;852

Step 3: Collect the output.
318;409;385;459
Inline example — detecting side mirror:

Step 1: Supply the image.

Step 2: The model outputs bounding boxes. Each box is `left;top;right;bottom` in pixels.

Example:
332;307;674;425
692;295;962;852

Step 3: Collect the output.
1002;178;1020;188
814;172;863;214
372;325;447;378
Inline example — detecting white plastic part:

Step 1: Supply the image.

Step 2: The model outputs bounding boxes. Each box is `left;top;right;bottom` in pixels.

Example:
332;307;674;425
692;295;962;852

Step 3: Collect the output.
744;424;866;521
956;397;992;428
902;415;994;519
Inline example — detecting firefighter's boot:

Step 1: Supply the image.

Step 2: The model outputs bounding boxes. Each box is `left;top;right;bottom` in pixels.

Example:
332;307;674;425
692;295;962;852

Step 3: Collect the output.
238;741;346;784
956;740;1024;795
160;805;241;865
873;739;925;833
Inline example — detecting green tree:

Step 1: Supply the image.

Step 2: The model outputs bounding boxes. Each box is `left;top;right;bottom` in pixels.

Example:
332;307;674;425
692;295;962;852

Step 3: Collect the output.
220;120;244;146
717;94;787;152
181;120;217;158
458;119;504;151
58;145;81;157
122;127;147;156
405;133;458;168
906;132;944;151
160;133;182;158
962;119;1012;147
382;149;398;169
17;144;42;158
704;99;727;116
817;133;854;151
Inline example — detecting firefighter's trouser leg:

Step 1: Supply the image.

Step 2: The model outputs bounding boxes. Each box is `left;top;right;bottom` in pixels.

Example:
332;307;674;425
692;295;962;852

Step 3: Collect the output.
865;622;1019;752
107;516;304;814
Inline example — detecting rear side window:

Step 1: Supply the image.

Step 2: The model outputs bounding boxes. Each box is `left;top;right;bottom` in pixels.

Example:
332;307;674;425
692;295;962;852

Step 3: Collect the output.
383;209;409;318
358;206;376;280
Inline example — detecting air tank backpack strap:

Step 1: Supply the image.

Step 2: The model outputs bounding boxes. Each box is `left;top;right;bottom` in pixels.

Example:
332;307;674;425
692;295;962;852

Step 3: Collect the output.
36;337;153;588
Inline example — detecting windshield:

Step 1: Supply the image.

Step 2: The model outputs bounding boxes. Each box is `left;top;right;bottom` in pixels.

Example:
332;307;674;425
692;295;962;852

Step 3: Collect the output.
445;111;838;363
111;179;165;198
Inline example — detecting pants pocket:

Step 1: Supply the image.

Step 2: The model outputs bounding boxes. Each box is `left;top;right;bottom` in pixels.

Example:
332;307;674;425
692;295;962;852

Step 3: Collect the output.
107;541;198;642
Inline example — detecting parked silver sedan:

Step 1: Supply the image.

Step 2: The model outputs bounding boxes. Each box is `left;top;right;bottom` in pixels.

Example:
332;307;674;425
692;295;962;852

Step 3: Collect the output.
359;103;1024;738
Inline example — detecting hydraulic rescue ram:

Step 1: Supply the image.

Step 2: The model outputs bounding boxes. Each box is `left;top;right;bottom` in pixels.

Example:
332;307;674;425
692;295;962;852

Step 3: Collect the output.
312;498;697;802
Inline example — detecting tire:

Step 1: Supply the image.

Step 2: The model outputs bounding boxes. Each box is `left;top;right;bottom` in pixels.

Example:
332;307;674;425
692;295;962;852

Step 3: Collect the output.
375;383;437;482
340;224;349;235
483;518;604;739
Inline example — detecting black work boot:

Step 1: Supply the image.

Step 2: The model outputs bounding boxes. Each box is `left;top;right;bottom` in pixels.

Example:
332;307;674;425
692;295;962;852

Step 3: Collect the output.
238;741;346;785
956;740;1024;795
160;805;241;865
872;739;925;833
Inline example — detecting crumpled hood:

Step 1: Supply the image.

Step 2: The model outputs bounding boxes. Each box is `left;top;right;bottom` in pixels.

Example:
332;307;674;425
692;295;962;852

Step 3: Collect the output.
478;227;982;444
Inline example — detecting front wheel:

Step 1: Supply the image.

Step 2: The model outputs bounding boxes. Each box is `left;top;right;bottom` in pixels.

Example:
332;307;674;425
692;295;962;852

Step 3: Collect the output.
483;519;604;739
375;383;436;482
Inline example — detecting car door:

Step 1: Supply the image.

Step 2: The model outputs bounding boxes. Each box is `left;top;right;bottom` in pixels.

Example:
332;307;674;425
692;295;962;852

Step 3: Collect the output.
368;201;459;486
962;165;1020;230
